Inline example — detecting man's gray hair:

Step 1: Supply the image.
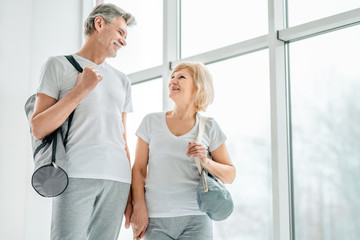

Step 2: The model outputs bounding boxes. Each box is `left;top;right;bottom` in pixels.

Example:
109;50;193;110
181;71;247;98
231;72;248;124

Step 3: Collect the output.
84;3;136;36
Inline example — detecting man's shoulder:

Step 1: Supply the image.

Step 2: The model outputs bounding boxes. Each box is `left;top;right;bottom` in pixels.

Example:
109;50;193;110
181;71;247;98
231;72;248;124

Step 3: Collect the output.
43;55;70;68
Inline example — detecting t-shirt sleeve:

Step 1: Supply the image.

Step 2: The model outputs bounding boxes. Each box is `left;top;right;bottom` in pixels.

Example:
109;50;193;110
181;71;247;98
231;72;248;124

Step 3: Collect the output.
123;75;133;113
207;118;227;152
36;57;63;100
136;114;151;143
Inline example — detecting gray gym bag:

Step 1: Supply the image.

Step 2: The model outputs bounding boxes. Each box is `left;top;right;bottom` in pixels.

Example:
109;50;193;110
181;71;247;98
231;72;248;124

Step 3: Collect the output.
195;116;234;221
25;55;82;197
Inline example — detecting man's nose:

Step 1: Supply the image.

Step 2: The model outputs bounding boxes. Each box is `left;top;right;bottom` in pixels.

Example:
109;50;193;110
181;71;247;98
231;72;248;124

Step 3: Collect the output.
119;37;127;47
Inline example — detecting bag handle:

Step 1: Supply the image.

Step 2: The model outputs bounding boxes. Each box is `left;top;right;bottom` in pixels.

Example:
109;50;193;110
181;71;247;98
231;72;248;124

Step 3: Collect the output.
63;55;82;146
195;115;210;192
195;116;207;174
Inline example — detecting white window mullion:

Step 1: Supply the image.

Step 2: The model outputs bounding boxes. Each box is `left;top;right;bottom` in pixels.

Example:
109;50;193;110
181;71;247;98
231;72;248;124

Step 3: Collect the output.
171;35;268;67
162;0;179;111
268;0;292;239
128;66;163;85
278;7;360;43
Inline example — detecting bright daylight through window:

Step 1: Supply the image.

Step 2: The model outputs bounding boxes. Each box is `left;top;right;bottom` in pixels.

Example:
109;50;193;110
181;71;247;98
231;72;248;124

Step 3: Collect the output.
102;0;360;239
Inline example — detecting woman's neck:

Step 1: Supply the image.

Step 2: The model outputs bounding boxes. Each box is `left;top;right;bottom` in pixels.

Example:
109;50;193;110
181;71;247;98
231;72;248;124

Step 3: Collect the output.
168;105;198;120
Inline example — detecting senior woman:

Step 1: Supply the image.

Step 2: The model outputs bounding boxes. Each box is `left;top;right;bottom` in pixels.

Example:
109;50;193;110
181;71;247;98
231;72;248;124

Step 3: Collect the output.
130;62;236;240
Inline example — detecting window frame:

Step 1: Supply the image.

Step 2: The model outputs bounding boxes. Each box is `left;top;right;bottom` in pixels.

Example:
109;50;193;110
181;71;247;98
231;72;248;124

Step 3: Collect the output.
88;1;360;239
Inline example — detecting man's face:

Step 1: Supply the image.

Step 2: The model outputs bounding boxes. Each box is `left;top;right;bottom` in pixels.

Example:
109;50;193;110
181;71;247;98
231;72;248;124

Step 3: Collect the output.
98;17;128;58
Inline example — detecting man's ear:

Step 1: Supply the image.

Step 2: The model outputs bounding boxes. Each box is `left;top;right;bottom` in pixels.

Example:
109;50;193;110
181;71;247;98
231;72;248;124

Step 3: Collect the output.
94;16;104;32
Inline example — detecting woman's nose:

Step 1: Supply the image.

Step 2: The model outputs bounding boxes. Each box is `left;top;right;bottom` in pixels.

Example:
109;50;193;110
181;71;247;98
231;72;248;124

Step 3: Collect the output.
169;77;178;84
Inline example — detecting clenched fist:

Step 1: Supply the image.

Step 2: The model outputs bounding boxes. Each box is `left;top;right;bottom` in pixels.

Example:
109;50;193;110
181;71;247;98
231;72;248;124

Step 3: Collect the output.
76;65;103;93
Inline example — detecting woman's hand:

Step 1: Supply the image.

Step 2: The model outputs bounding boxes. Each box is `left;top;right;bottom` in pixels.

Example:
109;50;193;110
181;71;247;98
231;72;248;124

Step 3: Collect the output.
130;204;149;240
187;142;236;184
187;142;209;165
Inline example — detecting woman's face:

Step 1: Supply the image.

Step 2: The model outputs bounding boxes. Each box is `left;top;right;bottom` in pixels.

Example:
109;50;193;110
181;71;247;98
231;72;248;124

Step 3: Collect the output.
168;68;197;105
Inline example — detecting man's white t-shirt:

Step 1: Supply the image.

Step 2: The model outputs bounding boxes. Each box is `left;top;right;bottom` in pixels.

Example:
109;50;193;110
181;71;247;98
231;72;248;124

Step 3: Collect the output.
37;55;132;183
136;112;227;217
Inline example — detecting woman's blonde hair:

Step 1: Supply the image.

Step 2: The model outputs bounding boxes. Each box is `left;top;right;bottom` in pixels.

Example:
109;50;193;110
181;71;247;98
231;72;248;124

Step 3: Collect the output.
171;62;214;112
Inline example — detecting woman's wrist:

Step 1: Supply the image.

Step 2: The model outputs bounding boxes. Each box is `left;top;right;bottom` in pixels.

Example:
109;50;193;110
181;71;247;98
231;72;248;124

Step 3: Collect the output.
201;157;211;166
133;201;147;210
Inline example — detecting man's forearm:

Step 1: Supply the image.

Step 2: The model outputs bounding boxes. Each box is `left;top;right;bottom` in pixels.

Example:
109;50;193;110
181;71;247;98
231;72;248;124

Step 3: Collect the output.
31;86;87;140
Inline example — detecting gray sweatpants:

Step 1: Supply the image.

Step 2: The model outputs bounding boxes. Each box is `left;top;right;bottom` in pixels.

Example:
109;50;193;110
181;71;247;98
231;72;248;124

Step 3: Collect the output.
51;178;130;240
144;215;213;240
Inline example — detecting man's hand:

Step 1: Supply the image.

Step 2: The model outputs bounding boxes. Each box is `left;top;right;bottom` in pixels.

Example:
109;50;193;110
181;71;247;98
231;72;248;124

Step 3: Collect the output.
76;65;103;93
124;193;133;229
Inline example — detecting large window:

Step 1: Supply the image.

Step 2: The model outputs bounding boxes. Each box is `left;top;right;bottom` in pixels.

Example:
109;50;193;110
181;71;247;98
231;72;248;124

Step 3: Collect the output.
100;1;360;240
181;0;268;58
206;51;272;239
289;25;360;240
288;0;360;26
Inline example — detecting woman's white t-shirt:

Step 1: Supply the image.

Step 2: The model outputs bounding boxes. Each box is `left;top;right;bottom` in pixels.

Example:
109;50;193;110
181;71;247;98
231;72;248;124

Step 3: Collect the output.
37;55;133;183
136;112;227;217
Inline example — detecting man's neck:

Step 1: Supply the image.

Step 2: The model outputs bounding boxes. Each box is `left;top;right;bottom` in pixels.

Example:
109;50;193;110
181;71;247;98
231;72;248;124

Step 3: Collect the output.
76;37;107;65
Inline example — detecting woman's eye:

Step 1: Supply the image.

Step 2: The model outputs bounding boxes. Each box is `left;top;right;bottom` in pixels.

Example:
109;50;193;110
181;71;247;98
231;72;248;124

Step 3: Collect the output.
180;75;185;79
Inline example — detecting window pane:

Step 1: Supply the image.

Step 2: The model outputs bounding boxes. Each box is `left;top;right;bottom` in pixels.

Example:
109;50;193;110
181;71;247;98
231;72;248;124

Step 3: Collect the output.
290;25;360;240
288;0;360;26
104;0;163;74
117;78;163;239
127;79;163;162
181;0;268;58
206;51;272;240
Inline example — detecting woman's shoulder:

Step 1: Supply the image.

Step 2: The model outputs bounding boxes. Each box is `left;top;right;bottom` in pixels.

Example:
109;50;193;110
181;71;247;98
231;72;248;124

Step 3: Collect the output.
200;114;224;133
200;114;218;126
141;112;166;122
145;111;164;118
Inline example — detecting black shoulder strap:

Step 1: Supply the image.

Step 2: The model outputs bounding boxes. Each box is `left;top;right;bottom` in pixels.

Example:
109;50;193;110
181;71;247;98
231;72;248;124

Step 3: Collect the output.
65;55;83;73
63;55;83;146
63;110;74;147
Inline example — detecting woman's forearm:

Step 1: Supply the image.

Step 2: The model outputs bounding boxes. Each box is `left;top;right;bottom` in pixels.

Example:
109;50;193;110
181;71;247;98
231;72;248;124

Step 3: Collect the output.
131;167;147;207
202;159;236;184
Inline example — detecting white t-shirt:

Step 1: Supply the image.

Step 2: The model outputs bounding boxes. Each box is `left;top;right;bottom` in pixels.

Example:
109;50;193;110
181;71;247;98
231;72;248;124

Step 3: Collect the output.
136;112;227;217
37;55;133;183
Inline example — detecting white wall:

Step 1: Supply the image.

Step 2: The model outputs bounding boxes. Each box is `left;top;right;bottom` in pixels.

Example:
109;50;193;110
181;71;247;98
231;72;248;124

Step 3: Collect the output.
0;1;32;239
0;0;83;239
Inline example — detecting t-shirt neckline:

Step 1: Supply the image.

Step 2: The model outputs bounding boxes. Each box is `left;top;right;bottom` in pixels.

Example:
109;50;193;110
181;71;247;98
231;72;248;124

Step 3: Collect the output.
73;54;106;68
162;111;199;139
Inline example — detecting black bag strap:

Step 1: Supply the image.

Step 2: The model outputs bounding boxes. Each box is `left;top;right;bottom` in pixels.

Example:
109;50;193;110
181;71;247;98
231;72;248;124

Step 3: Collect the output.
63;55;83;146
64;110;74;147
65;55;83;72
